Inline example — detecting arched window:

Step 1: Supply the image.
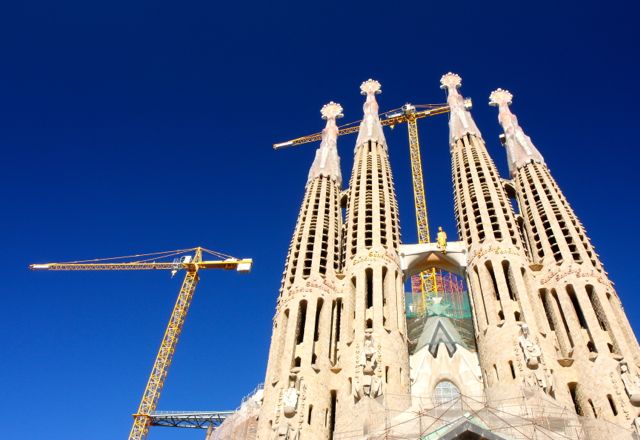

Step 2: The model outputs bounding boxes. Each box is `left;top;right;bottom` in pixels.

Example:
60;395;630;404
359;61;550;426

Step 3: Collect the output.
433;380;461;406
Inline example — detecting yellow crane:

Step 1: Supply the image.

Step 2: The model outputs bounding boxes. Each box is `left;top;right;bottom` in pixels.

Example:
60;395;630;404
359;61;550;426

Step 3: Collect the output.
274;102;452;310
30;246;252;440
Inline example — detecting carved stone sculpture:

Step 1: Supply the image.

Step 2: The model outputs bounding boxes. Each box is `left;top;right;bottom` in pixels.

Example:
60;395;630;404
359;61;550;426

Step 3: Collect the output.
543;367;555;395
518;324;542;368
619;361;640;406
275;422;299;440
361;331;378;374
357;330;382;398
440;72;482;143
282;374;299;416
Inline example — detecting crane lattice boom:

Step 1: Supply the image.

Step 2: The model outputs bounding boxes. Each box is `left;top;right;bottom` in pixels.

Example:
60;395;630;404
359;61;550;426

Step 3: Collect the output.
30;247;252;440
273;103;449;149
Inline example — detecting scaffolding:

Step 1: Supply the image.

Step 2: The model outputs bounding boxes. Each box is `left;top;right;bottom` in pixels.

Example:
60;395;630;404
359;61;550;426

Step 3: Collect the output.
331;391;634;440
407;272;470;320
208;384;264;440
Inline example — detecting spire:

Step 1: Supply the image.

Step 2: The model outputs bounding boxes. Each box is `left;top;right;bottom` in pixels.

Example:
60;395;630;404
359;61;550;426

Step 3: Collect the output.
308;101;343;185
489;88;544;176
440;73;482;145
355;79;387;148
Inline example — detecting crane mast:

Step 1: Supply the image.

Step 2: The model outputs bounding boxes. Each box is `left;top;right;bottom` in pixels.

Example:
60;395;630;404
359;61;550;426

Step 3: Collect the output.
129;247;202;440
30;247;252;440
404;105;439;309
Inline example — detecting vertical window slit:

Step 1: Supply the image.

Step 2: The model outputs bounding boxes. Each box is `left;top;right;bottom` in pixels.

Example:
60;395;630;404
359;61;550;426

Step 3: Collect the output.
296;300;308;344
553;290;574;350
314;298;323;342
329;390;337;439
366;268;374;310
607;394;617;416
568;382;582;416
567;285;596;353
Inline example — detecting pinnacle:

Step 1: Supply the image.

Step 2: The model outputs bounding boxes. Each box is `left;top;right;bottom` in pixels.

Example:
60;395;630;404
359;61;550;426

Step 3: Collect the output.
440;72;482;145
307;101;343;185
489;88;513;107
490;88;544;175
360;79;381;96
440;72;462;90
355;78;386;148
321;101;344;120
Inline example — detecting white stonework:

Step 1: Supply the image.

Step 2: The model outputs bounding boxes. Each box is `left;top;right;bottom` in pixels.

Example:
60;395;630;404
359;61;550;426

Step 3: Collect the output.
440;72;482;146
354;79;387;148
492;87;640;433
308;102;343;185
489;88;544;176
211;76;639;440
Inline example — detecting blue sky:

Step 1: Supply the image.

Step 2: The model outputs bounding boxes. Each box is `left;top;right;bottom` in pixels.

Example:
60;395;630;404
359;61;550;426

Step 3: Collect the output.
1;1;639;439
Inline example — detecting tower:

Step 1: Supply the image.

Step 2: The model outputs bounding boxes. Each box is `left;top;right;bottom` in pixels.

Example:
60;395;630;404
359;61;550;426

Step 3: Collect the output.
336;79;411;433
441;73;561;413
219;75;640;440
489;88;640;428
257;102;344;439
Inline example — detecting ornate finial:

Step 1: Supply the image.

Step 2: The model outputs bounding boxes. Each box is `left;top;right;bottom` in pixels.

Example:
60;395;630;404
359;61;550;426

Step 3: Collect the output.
355;79;386;148
440;72;462;90
321;101;344;120
360;79;381;96
307;101;343;185
440;72;481;145
489;88;513;107
490;88;545;176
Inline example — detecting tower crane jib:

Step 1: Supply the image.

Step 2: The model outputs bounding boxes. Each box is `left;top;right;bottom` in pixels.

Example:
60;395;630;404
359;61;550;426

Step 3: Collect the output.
30;247;252;440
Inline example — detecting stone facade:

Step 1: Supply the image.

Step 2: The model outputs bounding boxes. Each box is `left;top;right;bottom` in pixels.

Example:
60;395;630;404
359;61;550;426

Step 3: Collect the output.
214;75;640;440
441;73;561;414
489;87;640;431
256;102;345;439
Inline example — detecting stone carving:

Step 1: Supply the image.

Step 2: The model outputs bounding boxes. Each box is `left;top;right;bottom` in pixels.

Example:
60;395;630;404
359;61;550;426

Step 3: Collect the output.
356;330;383;398
539;263;609;286
288;277;336;296
351;248;399;267
355;79;386;147
467;244;521;265
282;373;299;416
633;416;640;437
275;422;299;440
297;382;307;426
523;365;554;396
524;369;545;389
516;324;554;395
321;101;344;120
519;324;542;368
544;367;555;396
489;88;544;176
610;370;632;420
360;78;382;95
440;72;482;144
619;361;640;406
308;101;343;184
